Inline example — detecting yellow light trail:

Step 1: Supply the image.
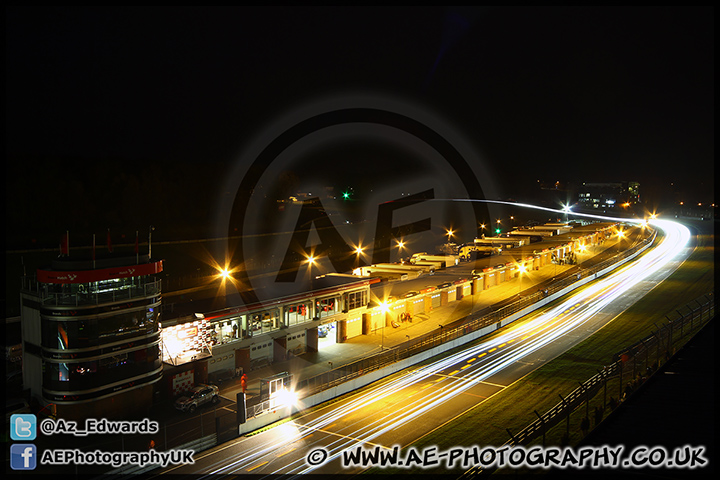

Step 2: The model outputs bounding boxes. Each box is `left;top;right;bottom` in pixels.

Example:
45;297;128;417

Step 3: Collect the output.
193;211;689;478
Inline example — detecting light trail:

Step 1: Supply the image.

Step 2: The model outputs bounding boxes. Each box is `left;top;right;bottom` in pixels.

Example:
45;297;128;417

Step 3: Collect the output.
441;198;652;225
186;206;690;478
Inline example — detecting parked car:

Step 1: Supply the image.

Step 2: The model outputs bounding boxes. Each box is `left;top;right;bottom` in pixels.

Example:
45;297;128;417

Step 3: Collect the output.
174;384;220;413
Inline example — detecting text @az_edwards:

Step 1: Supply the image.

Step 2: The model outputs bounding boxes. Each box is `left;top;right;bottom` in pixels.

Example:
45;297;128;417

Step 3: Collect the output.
39;418;158;436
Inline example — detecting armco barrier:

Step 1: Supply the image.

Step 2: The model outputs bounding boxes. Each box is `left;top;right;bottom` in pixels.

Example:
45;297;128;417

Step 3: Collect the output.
239;227;656;434
239;320;501;435
241;229;658;431
293;230;656;400
459;292;715;479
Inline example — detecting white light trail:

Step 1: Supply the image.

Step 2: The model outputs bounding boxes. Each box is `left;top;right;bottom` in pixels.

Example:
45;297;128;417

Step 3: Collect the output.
196;205;690;478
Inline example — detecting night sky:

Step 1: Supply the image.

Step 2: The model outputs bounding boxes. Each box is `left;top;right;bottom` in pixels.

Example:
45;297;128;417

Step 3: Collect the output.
5;7;714;248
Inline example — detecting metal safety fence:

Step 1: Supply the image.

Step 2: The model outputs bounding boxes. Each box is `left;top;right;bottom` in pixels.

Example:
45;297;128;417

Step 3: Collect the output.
295;231;657;398
459;292;715;478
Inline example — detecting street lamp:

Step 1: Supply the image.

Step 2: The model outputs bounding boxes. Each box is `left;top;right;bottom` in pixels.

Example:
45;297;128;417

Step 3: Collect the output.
215;262;237;283
354;244;365;267
397;240;405;260
306;254;319;289
518;263;527;295
379;300;390;350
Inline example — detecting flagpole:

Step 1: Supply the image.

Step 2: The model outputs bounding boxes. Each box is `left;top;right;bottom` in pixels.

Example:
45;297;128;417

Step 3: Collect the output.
93;233;96;269
60;231;69;257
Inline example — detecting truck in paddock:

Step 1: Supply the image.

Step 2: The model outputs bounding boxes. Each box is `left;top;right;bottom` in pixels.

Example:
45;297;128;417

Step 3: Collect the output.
410;253;459;268
458;243;501;261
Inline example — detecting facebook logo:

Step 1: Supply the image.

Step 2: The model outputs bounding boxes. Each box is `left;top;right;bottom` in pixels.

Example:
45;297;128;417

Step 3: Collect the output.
10;414;37;440
10;444;37;470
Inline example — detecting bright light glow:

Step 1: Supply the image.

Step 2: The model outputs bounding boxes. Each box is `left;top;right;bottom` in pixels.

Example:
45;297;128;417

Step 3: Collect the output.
216;265;234;281
273;387;298;408
355;246;364;254
306;256;316;264
397;241;404;249
284;219;688;476
203;200;691;477
445;198;651;225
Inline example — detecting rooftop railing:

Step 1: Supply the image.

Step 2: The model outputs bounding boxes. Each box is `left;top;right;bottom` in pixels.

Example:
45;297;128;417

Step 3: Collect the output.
20;276;162;307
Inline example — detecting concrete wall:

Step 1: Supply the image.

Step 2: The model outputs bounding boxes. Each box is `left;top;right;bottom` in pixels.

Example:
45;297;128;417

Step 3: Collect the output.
237;233;654;436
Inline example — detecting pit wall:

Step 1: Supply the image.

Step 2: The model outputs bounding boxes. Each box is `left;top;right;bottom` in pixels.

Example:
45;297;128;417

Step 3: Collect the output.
238;226;651;435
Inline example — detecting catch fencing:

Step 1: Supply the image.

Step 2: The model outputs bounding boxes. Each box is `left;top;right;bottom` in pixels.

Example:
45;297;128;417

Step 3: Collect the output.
294;232;657;399
459;292;715;478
